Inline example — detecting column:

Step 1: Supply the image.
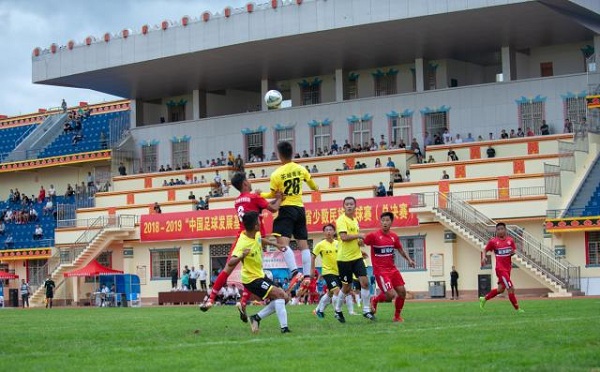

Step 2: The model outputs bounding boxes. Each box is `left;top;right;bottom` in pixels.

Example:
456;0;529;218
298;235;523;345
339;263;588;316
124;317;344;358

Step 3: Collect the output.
261;79;270;111
335;68;344;102
72;277;79;305
192;241;203;267
501;46;515;82
129;99;138;128
415;58;425;92
192;90;200;120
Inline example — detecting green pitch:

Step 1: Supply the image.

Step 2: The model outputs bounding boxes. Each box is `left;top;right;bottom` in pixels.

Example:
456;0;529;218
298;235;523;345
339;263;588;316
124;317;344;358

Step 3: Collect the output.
1;298;598;371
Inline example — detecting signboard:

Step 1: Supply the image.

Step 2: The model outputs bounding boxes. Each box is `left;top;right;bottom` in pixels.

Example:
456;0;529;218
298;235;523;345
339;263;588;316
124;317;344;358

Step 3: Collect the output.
430;253;444;277
140;195;418;242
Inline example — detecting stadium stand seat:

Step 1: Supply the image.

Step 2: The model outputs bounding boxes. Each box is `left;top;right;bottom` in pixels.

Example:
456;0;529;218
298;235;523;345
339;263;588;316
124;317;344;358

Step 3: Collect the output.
0;124;37;161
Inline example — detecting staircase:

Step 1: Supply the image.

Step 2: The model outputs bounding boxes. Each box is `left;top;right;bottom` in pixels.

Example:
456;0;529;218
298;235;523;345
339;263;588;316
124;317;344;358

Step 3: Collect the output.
29;215;136;306
6;112;68;162
411;192;580;297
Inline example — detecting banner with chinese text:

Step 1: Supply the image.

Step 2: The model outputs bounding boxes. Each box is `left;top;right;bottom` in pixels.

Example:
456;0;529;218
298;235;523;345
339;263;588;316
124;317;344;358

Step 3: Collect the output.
140;195;418;242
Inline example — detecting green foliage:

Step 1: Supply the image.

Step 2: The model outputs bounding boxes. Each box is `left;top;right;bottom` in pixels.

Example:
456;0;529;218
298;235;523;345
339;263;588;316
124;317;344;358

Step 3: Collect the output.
0;298;598;371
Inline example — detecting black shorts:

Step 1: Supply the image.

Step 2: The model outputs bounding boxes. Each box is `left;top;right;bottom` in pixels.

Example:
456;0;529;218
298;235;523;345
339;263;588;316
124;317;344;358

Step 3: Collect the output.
323;274;341;291
337;259;367;285
352;279;361;291
244;276;274;299
272;206;308;240
46;293;54;299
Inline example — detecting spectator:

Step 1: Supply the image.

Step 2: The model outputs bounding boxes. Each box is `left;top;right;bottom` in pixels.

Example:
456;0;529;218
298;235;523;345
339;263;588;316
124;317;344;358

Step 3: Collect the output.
486;145;496;158
454;134;463;144
488;133;494;140
100;131;108;149
526;127;535;137
33;225;43;240
387;181;394;197
160;117;166;123
374;158;382;168
397;139;406;149
0;221;5;235
221;180;230;196
424;131;433;147
410;138;423;163
540;120;550;135
248;170;256;179
270;152;277;161
442;128;452;144
342;139;352;152
427;155;435;163
118;163;127;176
5;234;14;248
61;99;67;113
441;171;450;180
188;191;196;200
393;170;403;183
564;119;573;133
477;135;484;141
87;172;95;194
200;175;206;183
302;150;310;158
434;134;443;145
226;284;240;302
166;164;173;171
234;154;244;172
447;148;459;161
153;202;162;214
509;129;516;138
65;184;75;197
227;151;235;166
579;117;588;136
379;134;387;150
29;207;38;222
311;165;319;173
464;133;475;143
72;133;83;145
500;129;509;139
43;199;54;215
386;157;395;168
63;121;72;133
331;140;339;153
405;169;411;182
260;169;267;178
376;182;386;197
214;171;222;187
517;128;525;137
38;186;46;203
196;197;207;210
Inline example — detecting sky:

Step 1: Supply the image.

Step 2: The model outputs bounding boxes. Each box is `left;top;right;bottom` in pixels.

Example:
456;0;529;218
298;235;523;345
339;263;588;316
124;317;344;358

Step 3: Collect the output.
0;0;249;117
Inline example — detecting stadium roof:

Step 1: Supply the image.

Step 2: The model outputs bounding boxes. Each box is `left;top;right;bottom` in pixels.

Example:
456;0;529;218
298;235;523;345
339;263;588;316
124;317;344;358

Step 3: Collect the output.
33;0;600;100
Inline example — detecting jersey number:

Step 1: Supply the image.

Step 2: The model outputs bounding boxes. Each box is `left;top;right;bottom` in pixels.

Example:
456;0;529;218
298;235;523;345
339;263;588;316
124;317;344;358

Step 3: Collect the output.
283;177;300;195
237;206;245;222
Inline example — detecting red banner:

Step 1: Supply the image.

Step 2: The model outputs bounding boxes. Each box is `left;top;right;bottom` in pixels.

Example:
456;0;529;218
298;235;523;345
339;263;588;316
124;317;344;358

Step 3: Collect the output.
140;196;418;242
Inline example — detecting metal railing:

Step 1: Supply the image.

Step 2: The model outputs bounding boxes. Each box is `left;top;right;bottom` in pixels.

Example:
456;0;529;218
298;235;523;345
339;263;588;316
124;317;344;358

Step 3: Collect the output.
547;206;600;219
558;141;575;172
411;192;580;291
449;186;546;202
544;163;562;195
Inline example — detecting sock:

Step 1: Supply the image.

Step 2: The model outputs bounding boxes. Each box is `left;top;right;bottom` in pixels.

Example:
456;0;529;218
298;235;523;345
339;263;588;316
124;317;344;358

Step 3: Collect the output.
317;294;331;312
282;248;297;273
345;294;354;313
372;292;386;310
274;298;288;328
301;249;311;275
394;296;405;317
355;293;361;307
361;288;371;313
334;292;345;312
485;288;498;301
257;300;276;319
240;288;250;306
508;293;519;310
209;271;230;301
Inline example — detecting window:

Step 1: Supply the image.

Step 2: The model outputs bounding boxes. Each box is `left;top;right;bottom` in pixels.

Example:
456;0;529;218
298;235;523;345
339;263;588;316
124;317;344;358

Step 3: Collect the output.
275;128;295;151
27;259;47;286
151;249;179;280
374;75;397;96
390;116;412;145
345;79;358;100
312;125;331;153
141;144;158;173
351;120;371;147
397;236;425;271
210;244;232;274
245;132;264;162
301;85;321;105
564;96;586;125
424;111;448;138
587;232;600;266
540;62;553;77
518;101;544;134
171;140;189;169
168;104;185;122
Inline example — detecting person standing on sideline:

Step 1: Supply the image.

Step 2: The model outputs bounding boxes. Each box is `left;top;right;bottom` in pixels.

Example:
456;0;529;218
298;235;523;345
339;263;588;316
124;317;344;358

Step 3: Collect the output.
364;212;415;322
260;141;319;287
479;223;524;313
198;265;208;291
310;224;341;319
450;266;459;300
189;266;198;291
170;267;178;289
20;279;31;308
333;196;376;322
228;211;290;334
44;276;56;309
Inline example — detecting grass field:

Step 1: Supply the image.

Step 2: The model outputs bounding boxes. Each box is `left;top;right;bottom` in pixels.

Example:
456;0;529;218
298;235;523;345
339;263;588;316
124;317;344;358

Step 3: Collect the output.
0;297;598;371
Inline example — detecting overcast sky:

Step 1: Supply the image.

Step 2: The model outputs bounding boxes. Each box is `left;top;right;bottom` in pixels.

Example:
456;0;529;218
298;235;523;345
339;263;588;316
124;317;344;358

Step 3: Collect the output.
0;0;248;117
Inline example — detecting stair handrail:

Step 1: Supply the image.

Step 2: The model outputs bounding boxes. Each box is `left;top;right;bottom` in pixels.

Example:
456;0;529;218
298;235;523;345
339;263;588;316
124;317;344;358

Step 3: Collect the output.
411;192;580;291
14;124;36;148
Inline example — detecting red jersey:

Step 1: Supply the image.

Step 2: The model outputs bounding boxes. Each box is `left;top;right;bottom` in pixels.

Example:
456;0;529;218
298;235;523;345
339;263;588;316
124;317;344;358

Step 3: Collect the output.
234;192;270;236
485;236;516;272
364;229;403;273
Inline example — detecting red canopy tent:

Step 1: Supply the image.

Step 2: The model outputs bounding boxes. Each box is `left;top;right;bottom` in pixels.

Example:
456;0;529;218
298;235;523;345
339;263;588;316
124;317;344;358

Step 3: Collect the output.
64;260;123;277
0;270;18;280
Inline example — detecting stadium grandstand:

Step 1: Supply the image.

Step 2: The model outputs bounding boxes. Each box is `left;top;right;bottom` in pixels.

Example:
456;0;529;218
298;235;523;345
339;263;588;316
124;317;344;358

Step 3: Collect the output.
1;0;599;306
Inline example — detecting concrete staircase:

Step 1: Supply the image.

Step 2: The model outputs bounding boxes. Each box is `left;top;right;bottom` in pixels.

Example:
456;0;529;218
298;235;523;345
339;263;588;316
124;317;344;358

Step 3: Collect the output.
411;193;580;297
29;216;136;306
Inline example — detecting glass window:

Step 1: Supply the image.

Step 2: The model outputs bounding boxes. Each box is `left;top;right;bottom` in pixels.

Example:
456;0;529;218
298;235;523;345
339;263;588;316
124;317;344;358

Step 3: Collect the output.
151;249;179;280
352;120;371;147
172;141;189;169
374;75;397;96
518;102;544;134
141;144;158;173
396;236;425;271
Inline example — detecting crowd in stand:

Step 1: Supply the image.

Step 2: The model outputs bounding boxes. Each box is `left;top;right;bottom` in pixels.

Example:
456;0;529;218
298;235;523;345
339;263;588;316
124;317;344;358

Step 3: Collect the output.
63;107;91;146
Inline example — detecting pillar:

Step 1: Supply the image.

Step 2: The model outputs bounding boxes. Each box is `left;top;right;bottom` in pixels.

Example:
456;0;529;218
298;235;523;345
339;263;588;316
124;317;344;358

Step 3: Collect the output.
501;46;515;82
130;99;141;128
192;90;200;120
335;68;344;102
261;79;270;111
415;58;425;93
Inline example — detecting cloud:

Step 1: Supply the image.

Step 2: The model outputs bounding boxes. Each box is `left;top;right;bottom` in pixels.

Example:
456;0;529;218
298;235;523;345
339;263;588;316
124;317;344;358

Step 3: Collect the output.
0;0;247;116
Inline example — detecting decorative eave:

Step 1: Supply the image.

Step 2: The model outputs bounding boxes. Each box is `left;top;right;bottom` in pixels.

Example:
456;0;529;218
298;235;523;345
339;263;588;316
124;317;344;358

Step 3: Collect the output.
544;216;600;233
0;248;53;261
0;150;111;174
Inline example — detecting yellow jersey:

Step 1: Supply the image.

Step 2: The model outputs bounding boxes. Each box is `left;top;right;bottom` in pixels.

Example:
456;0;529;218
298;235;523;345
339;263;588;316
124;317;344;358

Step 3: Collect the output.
231;231;264;284
264;161;317;207
312;239;339;276
336;214;362;262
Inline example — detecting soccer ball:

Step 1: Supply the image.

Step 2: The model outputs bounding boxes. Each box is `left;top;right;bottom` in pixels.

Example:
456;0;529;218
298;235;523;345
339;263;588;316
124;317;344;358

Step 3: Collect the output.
264;90;283;109
264;270;274;281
